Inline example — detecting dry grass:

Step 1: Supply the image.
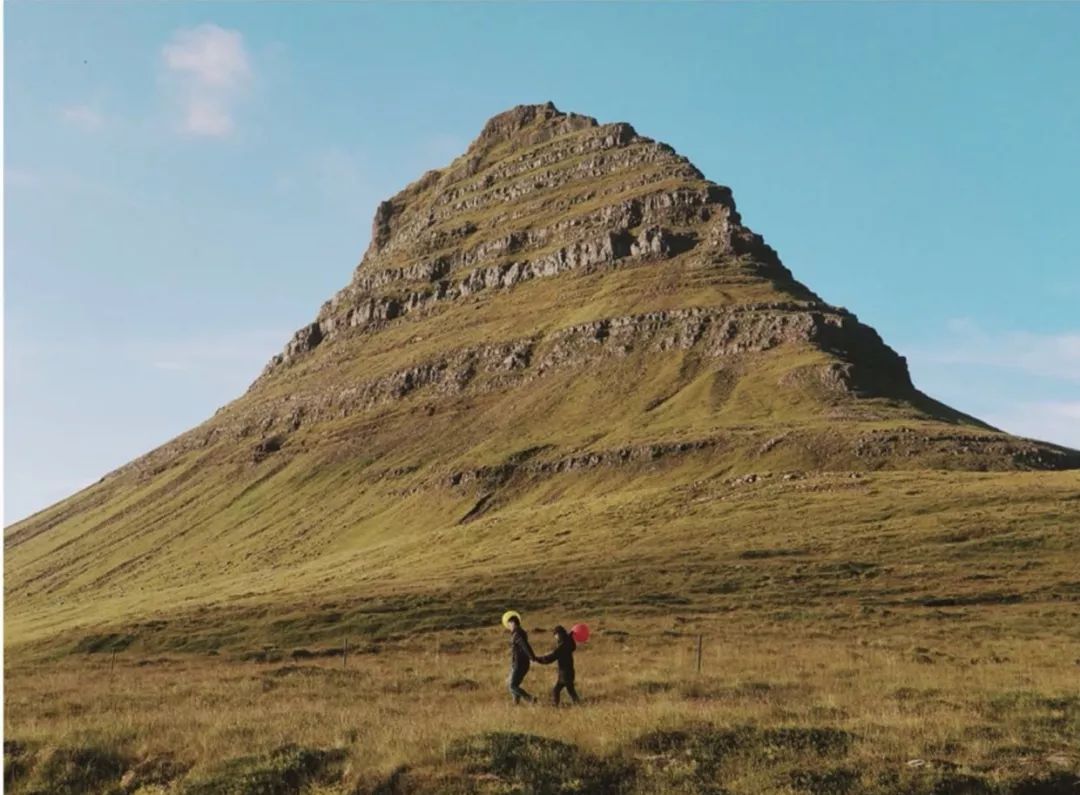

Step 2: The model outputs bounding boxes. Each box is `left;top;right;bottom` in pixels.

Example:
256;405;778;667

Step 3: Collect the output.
6;453;1080;795
6;608;1080;793
8;470;1079;791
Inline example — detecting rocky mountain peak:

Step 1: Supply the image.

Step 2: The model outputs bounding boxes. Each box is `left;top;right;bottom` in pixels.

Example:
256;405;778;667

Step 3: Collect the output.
266;105;787;378
474;102;598;147
111;106;1080;479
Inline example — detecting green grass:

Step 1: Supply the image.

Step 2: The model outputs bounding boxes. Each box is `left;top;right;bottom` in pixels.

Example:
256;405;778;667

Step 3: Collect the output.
6;464;1079;655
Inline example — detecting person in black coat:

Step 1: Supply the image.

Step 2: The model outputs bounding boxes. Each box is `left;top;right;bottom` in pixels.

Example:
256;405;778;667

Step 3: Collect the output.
535;625;580;705
506;615;537;704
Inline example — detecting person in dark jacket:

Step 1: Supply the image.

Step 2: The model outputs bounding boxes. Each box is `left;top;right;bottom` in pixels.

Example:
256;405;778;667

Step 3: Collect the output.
506;615;537;704
535;625;580;705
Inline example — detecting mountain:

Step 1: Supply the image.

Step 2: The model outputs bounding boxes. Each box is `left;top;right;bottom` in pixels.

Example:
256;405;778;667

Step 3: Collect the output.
6;102;1078;654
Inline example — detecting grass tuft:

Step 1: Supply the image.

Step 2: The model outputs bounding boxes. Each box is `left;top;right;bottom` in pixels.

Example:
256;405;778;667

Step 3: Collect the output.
180;745;346;795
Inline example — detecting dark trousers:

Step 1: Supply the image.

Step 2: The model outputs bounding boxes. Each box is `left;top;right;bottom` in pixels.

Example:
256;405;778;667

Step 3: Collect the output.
553;680;579;705
508;667;534;704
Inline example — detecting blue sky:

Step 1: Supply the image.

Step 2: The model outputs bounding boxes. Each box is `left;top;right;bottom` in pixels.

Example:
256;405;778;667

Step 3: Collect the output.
5;2;1079;524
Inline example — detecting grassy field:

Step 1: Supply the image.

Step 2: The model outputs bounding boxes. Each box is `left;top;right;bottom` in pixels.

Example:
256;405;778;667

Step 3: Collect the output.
5;612;1079;794
5;469;1079;794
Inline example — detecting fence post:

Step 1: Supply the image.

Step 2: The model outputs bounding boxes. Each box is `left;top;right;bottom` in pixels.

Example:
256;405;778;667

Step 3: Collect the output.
343;637;348;668
110;650;117;674
696;635;703;675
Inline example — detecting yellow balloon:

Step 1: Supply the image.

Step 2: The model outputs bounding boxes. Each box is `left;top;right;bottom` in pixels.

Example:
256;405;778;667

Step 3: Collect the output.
501;610;521;629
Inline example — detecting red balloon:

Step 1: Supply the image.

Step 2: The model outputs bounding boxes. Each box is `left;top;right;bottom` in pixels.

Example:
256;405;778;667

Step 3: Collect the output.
571;623;590;643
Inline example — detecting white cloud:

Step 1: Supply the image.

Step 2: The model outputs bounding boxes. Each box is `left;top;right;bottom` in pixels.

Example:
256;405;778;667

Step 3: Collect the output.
59;104;105;132
984;401;1080;450
903;320;1080;450
161;24;251;138
183;98;235;137
916;319;1080;383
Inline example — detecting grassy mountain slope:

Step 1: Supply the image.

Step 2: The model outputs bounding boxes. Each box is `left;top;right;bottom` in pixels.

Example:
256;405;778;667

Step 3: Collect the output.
5;103;1078;656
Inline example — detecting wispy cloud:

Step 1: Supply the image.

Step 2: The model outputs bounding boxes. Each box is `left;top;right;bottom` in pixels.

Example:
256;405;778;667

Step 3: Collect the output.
4;167;43;190
59;104;105;132
984;401;1080;450
132;329;286;377
161;24;251;137
9;328;286;376
311;148;366;201
905;320;1080;450
914;319;1080;383
273;147;375;218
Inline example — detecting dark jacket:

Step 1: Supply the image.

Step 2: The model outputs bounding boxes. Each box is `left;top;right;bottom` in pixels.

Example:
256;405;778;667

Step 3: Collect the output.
510;626;535;673
536;627;576;683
